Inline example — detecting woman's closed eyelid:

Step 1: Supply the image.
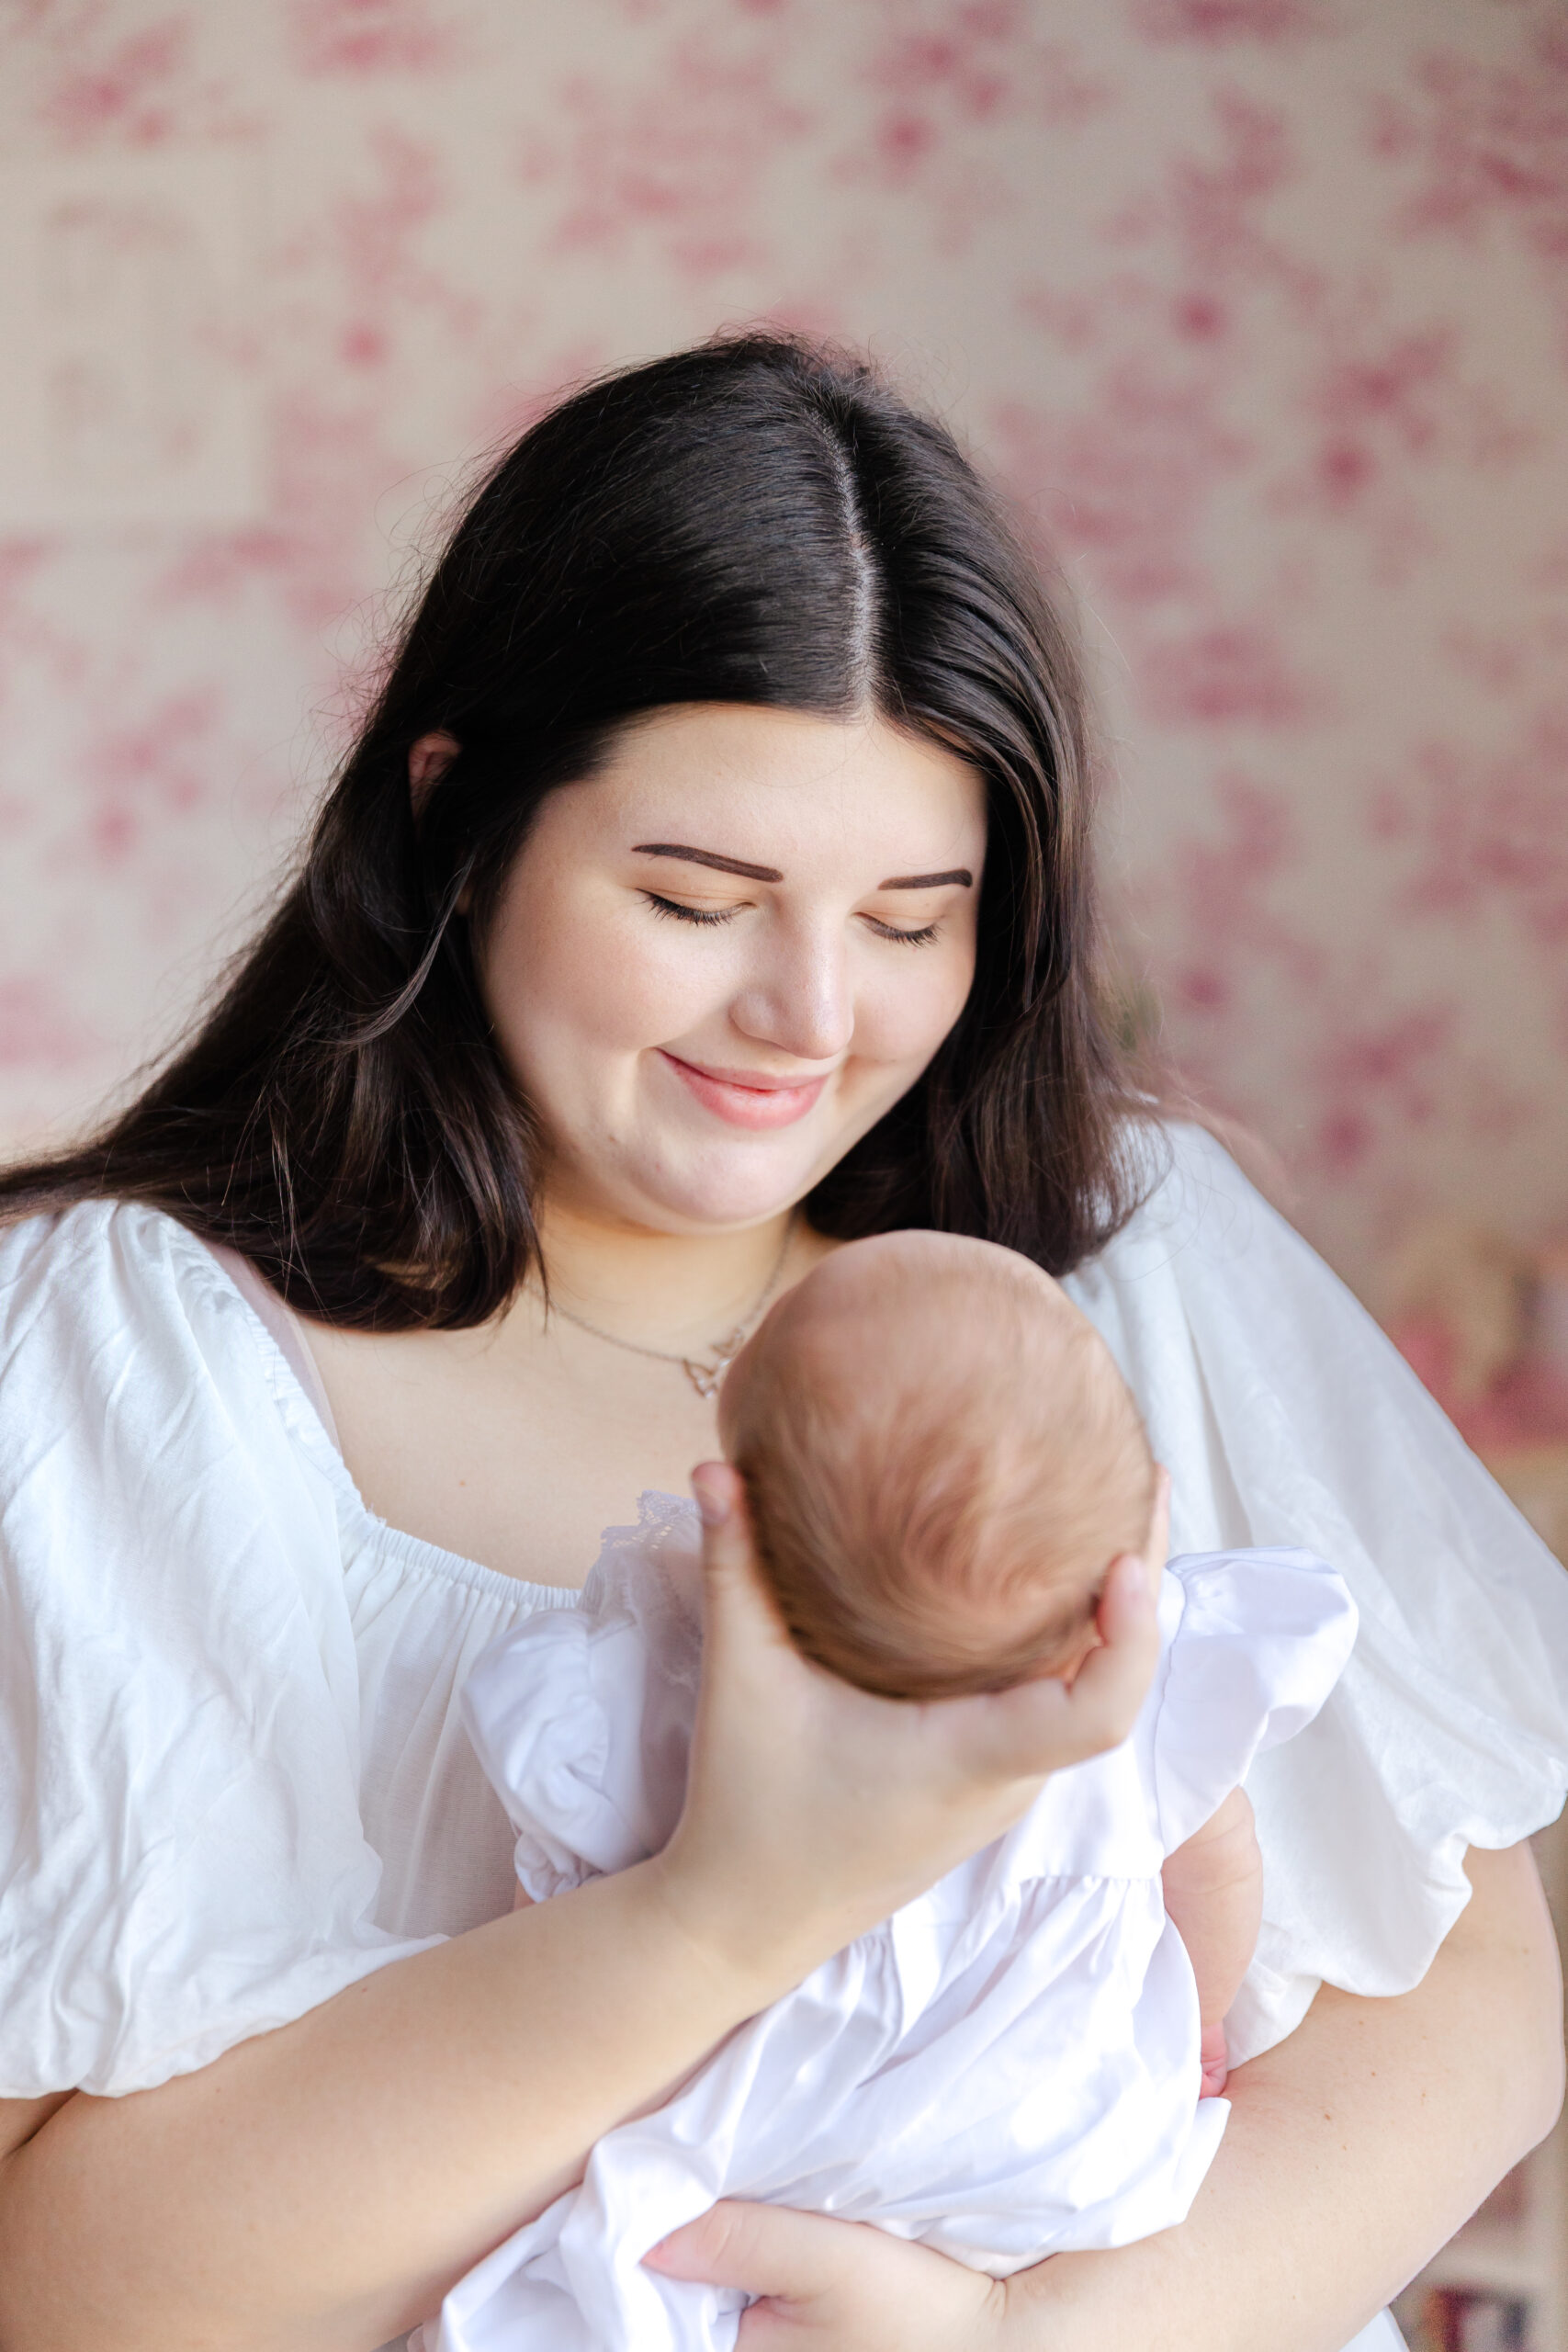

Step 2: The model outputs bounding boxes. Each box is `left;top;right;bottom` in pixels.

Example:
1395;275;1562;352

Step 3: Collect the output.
862;913;942;945
642;890;740;927
639;889;948;944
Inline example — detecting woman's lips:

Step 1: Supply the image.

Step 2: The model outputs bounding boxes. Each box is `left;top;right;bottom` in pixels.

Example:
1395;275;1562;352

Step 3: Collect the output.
660;1051;830;1130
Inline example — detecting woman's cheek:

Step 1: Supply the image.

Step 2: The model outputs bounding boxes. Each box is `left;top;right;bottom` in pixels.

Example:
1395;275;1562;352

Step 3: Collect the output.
591;914;740;1048
857;946;976;1069
510;891;723;1056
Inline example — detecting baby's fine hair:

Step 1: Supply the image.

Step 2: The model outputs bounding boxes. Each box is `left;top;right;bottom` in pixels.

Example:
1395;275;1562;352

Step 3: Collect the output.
720;1232;1156;1701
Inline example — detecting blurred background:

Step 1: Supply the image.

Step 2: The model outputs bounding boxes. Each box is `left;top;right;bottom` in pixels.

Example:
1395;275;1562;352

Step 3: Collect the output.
2;7;1567;2341
5;0;1568;1304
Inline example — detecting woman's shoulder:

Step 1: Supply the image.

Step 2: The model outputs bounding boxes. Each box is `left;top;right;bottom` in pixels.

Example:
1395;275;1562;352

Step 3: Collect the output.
1104;1113;1286;1256
4;1191;232;1304
0;1194;338;1489
0;1195;435;2100
1077;1114;1388;1356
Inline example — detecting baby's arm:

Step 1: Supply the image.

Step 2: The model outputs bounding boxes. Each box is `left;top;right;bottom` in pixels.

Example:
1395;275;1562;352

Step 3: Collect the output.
1161;1784;1263;2096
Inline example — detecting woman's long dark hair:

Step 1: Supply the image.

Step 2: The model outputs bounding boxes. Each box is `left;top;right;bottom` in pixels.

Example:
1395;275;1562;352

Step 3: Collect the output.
0;334;1153;1324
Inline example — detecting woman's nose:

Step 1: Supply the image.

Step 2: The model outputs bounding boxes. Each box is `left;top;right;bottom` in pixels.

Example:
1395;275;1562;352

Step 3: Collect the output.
728;925;854;1063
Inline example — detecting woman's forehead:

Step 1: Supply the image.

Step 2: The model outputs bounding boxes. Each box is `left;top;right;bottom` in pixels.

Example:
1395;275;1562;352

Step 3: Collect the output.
589;703;987;869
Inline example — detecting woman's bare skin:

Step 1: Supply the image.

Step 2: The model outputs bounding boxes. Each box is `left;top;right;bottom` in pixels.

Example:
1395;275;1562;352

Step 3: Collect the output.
0;708;1558;2352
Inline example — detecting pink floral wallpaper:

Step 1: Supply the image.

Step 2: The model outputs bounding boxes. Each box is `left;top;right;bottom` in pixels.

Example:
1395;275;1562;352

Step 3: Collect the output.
3;0;1566;1291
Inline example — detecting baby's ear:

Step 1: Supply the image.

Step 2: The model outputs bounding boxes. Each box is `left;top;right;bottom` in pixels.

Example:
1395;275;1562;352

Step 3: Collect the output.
1049;1621;1108;1690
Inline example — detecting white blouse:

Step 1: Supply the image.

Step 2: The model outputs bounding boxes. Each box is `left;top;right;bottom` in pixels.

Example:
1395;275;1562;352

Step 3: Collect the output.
1;1121;1565;2109
435;1520;1356;2351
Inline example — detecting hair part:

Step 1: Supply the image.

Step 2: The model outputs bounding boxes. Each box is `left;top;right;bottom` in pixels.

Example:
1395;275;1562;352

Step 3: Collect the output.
2;332;1155;1321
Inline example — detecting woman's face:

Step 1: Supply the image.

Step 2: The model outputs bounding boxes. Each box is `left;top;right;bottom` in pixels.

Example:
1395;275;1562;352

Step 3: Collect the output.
476;703;987;1235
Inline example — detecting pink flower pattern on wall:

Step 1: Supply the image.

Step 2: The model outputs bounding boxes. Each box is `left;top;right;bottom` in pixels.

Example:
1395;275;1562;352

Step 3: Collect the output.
2;0;1566;1288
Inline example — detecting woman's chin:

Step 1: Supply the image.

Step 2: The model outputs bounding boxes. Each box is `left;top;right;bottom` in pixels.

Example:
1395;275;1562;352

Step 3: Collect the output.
642;1177;817;1234
611;1146;829;1237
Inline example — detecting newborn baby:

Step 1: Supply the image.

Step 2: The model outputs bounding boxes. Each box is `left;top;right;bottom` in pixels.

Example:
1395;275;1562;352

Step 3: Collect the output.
724;1232;1258;2090
431;1233;1357;2352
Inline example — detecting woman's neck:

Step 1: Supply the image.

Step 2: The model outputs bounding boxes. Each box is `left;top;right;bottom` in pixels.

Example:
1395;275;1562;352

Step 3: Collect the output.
528;1194;812;1355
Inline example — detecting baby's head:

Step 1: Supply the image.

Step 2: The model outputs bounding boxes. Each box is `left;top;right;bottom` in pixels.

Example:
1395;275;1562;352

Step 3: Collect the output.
718;1232;1156;1701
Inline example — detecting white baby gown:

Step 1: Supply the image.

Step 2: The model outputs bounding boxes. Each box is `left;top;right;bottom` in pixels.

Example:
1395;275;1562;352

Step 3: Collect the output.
432;1493;1359;2352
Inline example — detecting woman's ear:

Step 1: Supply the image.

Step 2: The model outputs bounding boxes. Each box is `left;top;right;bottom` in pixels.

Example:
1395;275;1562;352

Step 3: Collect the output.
409;729;460;816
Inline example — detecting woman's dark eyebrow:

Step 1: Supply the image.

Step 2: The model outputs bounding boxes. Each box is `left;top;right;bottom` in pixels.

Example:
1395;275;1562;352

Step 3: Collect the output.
632;845;973;891
633;843;783;882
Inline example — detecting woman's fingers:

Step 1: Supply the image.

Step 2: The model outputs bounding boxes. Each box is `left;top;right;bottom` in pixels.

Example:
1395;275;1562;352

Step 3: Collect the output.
646;2200;1008;2349
978;1465;1169;1773
691;1462;794;1658
668;1453;1165;1985
693;1450;1161;1787
691;1460;746;1569
647;2199;852;2299
1066;1549;1161;1725
951;1551;1158;1780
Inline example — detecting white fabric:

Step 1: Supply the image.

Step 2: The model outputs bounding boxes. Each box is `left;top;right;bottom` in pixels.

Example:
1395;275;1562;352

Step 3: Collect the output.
435;1498;1357;2350
0;1199;572;2096
1069;1125;1568;2063
205;1239;342;1451
1348;2317;1407;2352
0;1125;1561;2346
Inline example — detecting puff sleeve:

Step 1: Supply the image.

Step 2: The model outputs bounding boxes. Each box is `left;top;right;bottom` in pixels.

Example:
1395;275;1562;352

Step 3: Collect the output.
0;1201;441;2098
1067;1125;1568;2065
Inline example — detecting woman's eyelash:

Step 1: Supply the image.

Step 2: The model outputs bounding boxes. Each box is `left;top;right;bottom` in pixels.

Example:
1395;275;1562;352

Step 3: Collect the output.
642;893;938;946
866;919;940;946
642;892;738;927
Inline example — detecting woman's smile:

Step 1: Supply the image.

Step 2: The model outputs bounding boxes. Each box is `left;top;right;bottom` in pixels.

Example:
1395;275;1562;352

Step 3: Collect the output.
657;1050;832;1130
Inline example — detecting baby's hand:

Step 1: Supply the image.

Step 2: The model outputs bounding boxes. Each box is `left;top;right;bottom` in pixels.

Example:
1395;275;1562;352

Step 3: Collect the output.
1199;2020;1229;2097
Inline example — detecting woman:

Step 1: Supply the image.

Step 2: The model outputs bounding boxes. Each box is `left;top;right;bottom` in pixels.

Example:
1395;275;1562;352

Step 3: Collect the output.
0;335;1562;2352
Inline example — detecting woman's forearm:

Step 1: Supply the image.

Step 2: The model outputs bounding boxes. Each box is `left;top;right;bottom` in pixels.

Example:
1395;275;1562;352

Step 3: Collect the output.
0;1477;1164;2352
1007;1842;1564;2352
0;1860;778;2352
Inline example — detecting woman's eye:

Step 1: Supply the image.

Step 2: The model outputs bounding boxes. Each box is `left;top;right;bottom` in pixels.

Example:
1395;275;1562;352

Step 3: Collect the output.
863;917;941;946
642;891;739;928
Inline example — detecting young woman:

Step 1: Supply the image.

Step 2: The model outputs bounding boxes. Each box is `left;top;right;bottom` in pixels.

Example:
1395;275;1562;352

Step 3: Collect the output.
0;336;1562;2352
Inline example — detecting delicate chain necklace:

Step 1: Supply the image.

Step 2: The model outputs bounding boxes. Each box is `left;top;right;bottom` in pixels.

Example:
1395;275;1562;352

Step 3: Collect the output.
543;1218;797;1397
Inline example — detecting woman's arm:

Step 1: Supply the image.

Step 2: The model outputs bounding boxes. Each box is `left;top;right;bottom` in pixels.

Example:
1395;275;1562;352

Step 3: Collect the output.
0;1469;1161;2352
652;1839;1564;2352
1012;1839;1563;2352
0;1867;786;2352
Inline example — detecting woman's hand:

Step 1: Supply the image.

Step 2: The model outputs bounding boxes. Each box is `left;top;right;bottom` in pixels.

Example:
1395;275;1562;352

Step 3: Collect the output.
649;1846;1563;2352
649;1463;1167;2003
648;2201;1010;2350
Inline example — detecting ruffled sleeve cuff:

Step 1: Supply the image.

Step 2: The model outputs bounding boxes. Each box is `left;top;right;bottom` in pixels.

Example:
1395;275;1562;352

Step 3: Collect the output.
463;1492;705;1901
1155;1549;1358;1856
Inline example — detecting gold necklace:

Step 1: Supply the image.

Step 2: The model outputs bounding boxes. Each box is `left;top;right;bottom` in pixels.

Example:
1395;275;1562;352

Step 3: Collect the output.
544;1218;796;1397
